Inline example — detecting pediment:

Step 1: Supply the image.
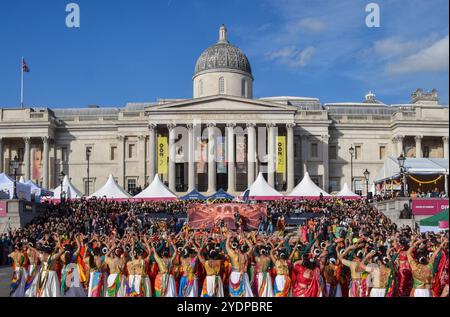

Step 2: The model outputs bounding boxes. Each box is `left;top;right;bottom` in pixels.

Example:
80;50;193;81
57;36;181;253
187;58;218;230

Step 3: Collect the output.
146;95;298;113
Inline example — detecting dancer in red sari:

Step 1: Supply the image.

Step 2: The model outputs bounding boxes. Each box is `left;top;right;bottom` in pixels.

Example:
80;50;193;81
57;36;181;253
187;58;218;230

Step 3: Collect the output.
394;238;413;297
292;254;322;297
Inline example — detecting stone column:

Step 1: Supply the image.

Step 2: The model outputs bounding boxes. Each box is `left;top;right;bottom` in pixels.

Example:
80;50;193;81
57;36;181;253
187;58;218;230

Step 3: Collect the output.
391;136;398;156
286;124;295;192
0;137;3;173
322;135;330;192
267;124;276;187
207;123;217;193
443;136;449;159
187;124;196;192
415;135;423;158
24;137;31;181
53;142;58;188
148;124;157;181
168;124;177;192
138;134;147;187
397;135;404;156
42;137;49;188
117;135;126;188
301;135;308;176
247;123;256;187
227;123;236;193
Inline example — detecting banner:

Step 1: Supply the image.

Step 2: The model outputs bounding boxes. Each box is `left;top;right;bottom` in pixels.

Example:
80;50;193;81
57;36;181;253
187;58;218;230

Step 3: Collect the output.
31;146;42;182
196;137;208;174
276;136;286;174
0;201;7;217
236;135;247;174
188;203;267;230
216;136;226;174
412;198;449;216
157;136;168;174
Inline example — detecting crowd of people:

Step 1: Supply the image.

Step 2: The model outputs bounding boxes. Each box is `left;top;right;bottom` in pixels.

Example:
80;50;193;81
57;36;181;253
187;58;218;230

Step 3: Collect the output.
3;197;449;298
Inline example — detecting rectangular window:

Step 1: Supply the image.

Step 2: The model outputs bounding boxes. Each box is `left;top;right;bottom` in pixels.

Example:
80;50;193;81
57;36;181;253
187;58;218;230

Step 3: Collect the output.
311;175;321;187
329;145;337;160
355;145;362;160
61;147;68;162
84;179;94;196
379;145;386;160
311;143;318;158
110;146;117;161
354;178;363;196
17;148;24;162
423;146;430;158
127;179;137;193
329;178;340;193
294;136;301;158
128;144;136;159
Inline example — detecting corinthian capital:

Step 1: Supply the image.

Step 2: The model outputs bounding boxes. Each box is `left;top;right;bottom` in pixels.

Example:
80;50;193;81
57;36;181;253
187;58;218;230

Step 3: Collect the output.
148;124;157;131
167;124;176;131
414;135;423;142
207;123;216;128
286;123;296;130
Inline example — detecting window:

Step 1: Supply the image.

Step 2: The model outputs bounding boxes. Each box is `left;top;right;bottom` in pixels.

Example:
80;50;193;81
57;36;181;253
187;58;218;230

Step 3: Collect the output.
219;77;225;94
110;146;117;161
355;145;362;160
311;143;318;158
379;145;386;160
128;144;136;159
354;178;363;196
84;179;94;196
423;146;430;158
198;80;204;96
127;179;137;193
329;145;337;160
241;79;246;97
17;148;24;162
294;136;301;158
329;178;340;193
311;175;321;187
61;147;68;162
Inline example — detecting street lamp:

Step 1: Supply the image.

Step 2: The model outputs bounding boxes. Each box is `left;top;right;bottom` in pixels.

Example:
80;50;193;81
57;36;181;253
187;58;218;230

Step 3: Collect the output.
86;147;91;196
59;171;65;202
11;156;19;199
363;169;370;199
397;153;406;197
349;146;355;191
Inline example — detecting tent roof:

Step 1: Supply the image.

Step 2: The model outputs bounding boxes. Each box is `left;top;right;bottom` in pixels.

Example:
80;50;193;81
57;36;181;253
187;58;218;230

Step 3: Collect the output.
420;209;449;227
288;172;331;197
247;173;283;200
0;173;32;200
180;189;207;201
51;175;83;199
22;180;53;197
335;183;360;198
90;175;131;199
133;175;177;200
375;156;449;183
208;188;235;200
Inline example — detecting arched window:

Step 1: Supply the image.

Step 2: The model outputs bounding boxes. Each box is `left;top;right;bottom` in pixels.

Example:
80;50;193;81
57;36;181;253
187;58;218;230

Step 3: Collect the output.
198;79;204;96
241;79;246;97
219;77;225;94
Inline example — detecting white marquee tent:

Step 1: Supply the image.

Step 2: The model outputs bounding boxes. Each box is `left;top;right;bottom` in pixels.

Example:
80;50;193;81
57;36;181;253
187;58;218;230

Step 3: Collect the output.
0;173;31;201
89;174;131;200
19;176;53;197
246;173;284;200
51;175;83;199
133;175;177;201
288;172;331;198
335;183;360;199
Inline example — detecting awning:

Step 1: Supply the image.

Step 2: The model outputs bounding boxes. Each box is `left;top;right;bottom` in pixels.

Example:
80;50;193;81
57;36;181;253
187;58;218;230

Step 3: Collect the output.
207;188;235;200
180;189;207;201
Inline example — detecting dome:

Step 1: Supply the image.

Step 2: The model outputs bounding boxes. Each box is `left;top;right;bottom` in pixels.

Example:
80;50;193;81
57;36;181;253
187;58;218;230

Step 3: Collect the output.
194;25;252;79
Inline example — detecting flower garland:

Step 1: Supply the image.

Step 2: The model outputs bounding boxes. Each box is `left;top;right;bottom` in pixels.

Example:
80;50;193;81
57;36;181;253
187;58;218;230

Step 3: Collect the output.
408;175;443;185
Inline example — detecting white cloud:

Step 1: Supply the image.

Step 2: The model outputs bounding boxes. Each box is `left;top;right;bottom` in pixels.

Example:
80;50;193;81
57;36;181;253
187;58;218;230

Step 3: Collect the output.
388;35;449;74
287;18;327;33
373;38;423;57
266;46;316;67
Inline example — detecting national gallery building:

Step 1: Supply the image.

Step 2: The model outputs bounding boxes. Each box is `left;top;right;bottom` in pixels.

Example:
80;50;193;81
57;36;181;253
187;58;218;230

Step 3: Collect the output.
0;26;449;196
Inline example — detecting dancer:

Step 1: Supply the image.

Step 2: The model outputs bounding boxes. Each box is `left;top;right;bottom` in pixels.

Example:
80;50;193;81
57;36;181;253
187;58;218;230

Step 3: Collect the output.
226;232;254;297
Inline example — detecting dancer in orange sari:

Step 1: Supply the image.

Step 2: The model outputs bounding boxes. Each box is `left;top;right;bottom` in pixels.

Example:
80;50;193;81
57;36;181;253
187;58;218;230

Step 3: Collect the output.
292;254;322;297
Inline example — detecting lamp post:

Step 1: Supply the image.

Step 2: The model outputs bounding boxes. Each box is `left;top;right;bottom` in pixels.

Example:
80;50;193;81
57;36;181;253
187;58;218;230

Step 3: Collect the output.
363;169;370;200
349;146;355;191
86;148;91;196
59;171;65;202
11;156;19;200
397;153;406;197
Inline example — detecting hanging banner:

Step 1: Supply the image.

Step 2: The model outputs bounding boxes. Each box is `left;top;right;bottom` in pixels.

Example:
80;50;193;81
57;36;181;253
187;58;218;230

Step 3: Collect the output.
276;136;286;174
157;136;168;174
216;136;226;174
236;135;247;174
31;146;43;182
196;137;208;174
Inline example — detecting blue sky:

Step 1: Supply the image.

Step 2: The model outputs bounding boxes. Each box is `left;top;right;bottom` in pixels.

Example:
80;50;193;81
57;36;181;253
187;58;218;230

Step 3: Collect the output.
0;0;448;108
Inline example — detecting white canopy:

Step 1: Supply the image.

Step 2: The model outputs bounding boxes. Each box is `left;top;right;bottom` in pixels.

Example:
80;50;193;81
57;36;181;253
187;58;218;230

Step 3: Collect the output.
335;183;360;198
19;178;53;197
288;172;331;197
133;175;177;200
374;156;449;183
51;175;83;199
246;173;284;200
0;173;31;201
90;175;131;199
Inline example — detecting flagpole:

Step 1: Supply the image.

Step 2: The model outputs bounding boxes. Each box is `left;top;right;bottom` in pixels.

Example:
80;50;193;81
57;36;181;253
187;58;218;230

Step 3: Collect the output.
20;56;24;109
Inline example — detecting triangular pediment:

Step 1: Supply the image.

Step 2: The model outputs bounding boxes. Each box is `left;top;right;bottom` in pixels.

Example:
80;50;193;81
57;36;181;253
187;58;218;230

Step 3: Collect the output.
146;95;298;113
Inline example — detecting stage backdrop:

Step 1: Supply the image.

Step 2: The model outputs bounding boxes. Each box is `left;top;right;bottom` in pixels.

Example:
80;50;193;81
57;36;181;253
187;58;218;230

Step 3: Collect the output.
188;203;267;230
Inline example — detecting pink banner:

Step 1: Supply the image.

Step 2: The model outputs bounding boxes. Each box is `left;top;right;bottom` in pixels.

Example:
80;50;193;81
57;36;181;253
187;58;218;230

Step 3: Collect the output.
0;201;7;217
412;199;449;216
